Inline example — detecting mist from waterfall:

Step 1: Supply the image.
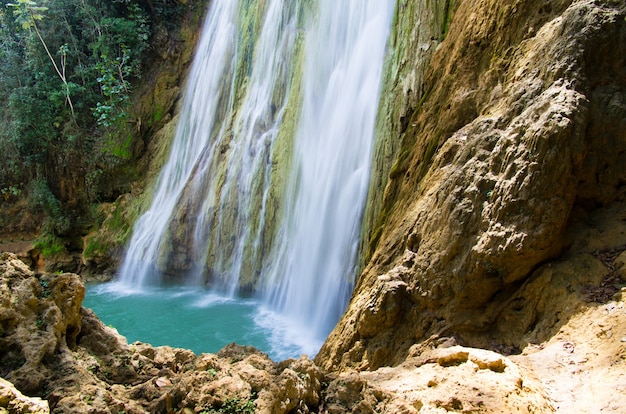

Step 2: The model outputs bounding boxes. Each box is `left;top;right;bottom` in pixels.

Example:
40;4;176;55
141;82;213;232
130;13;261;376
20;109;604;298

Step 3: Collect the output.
117;0;395;356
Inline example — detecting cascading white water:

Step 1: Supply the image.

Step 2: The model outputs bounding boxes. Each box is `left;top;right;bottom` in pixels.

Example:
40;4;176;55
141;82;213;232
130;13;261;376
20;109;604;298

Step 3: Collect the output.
118;0;241;287
118;0;395;355
261;0;396;349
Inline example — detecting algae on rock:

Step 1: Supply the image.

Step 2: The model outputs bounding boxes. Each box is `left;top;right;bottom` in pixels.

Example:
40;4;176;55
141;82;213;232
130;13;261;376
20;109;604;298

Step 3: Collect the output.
152;3;308;291
359;0;450;269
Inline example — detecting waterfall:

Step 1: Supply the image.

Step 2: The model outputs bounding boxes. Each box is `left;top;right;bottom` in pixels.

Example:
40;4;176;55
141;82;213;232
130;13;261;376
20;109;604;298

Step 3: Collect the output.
261;0;397;345
118;0;242;287
118;0;395;353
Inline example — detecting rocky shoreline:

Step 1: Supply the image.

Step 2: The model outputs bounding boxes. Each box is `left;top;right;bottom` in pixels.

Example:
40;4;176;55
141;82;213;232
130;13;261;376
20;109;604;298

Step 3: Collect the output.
2;251;624;413
0;252;557;413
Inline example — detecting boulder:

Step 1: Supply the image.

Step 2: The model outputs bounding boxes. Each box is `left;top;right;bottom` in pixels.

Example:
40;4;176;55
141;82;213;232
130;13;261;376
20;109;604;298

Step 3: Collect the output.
0;377;49;414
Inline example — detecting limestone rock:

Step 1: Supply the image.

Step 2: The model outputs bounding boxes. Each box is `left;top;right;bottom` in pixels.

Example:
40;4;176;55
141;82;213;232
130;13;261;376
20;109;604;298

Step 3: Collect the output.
319;0;626;373
362;0;450;267
0;253;330;413
0;253;85;394
0;377;49;414
363;346;552;414
0;252;589;413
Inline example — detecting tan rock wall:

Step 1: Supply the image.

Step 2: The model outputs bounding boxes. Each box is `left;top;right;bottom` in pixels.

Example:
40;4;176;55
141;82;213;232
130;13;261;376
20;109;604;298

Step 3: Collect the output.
318;0;626;371
360;0;450;269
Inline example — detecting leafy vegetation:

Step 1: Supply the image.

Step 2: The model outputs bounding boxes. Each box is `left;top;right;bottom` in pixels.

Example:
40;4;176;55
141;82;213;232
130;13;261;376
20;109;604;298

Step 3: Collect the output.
0;0;186;254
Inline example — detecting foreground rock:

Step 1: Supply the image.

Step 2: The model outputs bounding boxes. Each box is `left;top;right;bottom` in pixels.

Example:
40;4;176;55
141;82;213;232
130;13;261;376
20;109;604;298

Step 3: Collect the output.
315;0;626;411
0;252;559;413
0;377;48;413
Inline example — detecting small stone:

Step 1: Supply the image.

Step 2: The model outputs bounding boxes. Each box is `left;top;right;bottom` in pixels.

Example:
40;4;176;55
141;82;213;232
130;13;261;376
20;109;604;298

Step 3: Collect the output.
155;376;172;389
436;337;458;349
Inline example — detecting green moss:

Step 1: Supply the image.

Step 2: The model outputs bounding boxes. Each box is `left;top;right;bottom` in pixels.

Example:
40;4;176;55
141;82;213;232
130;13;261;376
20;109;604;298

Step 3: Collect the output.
367;205;391;260
417;137;440;183
83;238;105;258
83;196;142;263
442;0;454;38
389;149;411;179
416;85;434;113
152;102;165;124
34;233;65;257
104;134;134;160
236;29;306;289
200;394;256;414
368;225;384;258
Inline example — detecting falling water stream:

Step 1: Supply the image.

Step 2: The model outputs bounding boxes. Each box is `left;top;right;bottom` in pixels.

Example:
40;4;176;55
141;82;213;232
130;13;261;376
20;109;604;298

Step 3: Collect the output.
88;0;396;359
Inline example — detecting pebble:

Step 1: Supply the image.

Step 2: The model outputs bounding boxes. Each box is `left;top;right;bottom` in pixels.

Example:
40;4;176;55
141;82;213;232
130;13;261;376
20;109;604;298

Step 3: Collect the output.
621;337;626;343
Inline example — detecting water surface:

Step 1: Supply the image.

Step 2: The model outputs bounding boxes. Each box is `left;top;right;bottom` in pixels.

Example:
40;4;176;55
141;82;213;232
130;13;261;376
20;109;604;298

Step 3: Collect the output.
83;283;322;361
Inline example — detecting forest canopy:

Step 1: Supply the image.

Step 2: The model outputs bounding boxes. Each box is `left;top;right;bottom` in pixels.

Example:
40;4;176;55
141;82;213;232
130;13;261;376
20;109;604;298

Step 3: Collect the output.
0;0;186;244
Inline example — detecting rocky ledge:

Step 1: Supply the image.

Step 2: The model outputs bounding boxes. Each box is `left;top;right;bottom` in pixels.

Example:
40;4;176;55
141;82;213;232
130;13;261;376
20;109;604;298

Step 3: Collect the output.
0;251;564;413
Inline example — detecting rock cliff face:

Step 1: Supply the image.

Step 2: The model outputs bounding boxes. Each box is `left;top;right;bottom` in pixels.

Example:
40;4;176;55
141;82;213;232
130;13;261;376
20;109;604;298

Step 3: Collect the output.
360;0;449;270
317;0;626;389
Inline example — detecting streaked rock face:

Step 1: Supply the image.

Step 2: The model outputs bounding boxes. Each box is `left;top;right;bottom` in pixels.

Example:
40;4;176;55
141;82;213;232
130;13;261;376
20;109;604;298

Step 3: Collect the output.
318;0;626;371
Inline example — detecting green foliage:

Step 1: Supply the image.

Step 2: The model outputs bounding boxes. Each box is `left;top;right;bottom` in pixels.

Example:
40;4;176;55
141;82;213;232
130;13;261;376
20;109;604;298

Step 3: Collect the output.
39;278;52;297
7;0;47;30
220;397;256;414
152;0;185;28
29;178;61;216
34;232;65;256
0;0;152;173
91;1;150;129
1;185;21;200
28;177;73;257
93;49;131;127
0;0;193;251
36;315;47;330
0;0;184;245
